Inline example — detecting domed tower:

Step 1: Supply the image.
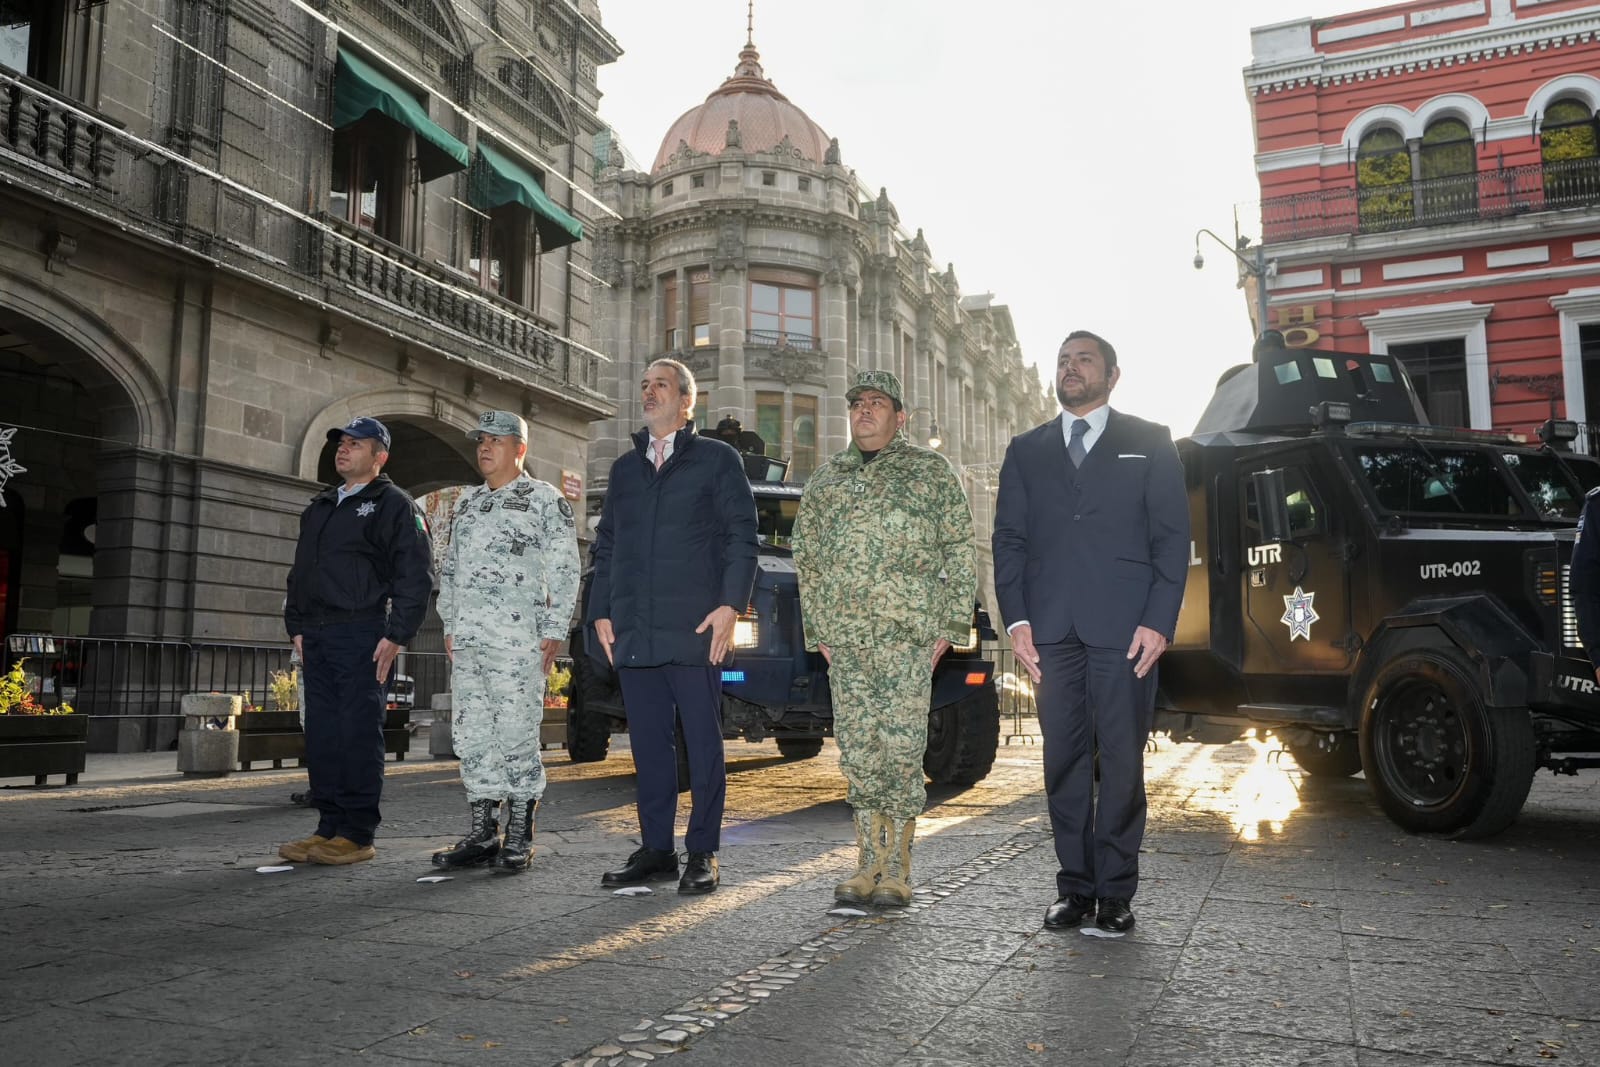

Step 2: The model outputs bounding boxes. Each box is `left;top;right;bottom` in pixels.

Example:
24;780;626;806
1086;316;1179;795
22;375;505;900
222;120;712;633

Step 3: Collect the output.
590;21;863;489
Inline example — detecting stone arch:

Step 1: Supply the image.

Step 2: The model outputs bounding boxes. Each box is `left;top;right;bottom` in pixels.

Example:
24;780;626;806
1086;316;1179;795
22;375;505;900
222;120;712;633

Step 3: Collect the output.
1526;74;1600;121
1341;103;1418;146
1414;93;1490;137
296;389;481;494
474;44;575;137
0;265;174;449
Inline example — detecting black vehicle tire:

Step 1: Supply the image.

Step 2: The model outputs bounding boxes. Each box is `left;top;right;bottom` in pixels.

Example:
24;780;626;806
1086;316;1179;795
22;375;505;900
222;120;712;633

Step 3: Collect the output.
776;737;824;761
1285;731;1363;778
564;652;613;763
923;684;1000;786
1359;648;1536;839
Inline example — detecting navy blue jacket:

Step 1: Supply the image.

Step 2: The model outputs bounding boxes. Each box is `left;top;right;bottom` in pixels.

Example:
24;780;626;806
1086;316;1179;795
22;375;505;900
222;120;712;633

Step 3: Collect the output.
588;425;758;668
992;410;1190;648
1572;487;1600;670
284;475;435;646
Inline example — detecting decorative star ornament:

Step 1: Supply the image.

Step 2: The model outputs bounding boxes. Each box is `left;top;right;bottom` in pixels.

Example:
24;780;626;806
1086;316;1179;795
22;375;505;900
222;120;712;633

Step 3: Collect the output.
0;427;26;504
1281;585;1319;641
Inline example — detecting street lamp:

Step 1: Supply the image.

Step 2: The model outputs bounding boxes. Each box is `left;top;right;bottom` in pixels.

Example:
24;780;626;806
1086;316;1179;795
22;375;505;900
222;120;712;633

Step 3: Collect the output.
1193;228;1271;341
910;406;941;449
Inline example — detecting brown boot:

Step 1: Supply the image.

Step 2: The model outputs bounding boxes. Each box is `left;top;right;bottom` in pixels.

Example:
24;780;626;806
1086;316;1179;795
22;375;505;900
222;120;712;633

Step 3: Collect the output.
869;816;916;907
306;836;376;865
277;834;330;863
833;810;883;904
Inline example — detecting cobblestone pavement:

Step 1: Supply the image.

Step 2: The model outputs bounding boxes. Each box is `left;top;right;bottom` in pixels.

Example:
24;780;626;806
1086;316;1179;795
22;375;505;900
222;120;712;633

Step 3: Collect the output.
1;726;1597;1066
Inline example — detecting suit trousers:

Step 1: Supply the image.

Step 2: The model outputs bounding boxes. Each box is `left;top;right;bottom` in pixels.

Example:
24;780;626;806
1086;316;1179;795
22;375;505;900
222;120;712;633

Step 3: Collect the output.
1036;632;1156;900
302;620;389;847
617;665;726;853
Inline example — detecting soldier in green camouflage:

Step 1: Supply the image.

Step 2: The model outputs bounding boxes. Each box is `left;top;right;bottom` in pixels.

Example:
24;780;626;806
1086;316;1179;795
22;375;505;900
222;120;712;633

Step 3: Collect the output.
434;410;581;874
792;370;978;906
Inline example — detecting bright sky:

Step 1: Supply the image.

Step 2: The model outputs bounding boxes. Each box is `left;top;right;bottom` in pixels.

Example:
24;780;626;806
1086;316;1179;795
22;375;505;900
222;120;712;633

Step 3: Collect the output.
594;0;1321;435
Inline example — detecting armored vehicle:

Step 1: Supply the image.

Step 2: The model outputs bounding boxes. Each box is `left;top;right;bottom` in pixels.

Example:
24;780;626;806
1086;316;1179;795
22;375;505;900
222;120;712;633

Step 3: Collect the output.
566;451;1002;787
1160;337;1600;837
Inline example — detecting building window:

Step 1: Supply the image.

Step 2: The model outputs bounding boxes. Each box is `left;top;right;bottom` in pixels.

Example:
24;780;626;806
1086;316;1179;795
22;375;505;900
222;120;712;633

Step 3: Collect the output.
691;173;705;188
1356;126;1414;232
0;0;96;97
798;177;810;192
1390;338;1468;428
761;171;776;187
330;118;408;242
755;391;784;457
470;204;535;304
1419;117;1476;221
791;394;817;480
694;396;708;431
661;180;673;197
750;275;816;347
662;271;712;349
1541;98;1600;208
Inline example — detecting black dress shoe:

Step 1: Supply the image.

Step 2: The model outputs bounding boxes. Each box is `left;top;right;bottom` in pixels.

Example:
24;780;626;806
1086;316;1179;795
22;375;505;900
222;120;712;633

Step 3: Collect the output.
1043;893;1096;929
678;851;718;895
600;846;679;886
1096;898;1135;932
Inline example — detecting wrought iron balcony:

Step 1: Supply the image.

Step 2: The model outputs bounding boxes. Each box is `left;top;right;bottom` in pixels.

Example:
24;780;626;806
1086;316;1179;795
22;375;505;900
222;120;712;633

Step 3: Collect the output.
747;328;817;351
1262;157;1600;243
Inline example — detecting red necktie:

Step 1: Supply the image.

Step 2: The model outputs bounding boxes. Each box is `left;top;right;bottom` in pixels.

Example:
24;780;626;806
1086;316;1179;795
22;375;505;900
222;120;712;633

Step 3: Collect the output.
652;439;667;470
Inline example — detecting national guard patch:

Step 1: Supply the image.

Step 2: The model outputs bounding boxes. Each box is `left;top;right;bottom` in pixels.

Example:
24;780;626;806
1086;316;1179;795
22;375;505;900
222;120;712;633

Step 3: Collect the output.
556;497;575;527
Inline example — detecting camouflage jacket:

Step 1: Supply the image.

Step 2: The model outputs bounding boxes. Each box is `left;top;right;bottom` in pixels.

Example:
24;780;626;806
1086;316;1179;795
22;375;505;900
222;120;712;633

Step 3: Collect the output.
792;432;977;650
437;472;580;649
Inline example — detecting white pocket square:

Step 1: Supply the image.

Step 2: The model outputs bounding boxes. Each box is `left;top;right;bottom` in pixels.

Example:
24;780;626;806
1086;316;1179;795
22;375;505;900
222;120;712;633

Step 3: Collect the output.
1118;453;1147;459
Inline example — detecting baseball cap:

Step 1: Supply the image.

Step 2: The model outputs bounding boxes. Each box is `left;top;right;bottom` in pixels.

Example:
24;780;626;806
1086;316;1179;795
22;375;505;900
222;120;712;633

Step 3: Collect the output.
326;416;391;450
467;410;529;441
846;370;904;410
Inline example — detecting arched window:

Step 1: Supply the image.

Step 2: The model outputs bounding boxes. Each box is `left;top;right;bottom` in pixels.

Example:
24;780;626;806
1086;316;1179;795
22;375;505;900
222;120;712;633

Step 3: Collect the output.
1542;98;1600;207
1357;126;1413;231
1419;117;1476;221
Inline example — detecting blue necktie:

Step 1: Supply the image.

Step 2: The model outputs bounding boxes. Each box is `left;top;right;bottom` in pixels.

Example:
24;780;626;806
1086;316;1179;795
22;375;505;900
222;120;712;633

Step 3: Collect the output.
1068;418;1089;468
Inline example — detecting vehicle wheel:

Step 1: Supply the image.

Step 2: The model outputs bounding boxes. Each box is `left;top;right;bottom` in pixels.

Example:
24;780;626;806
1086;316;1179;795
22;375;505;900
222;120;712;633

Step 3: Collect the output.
923;685;1000;786
1285;731;1363;778
1359;648;1536;838
776;737;824;761
564;653;612;763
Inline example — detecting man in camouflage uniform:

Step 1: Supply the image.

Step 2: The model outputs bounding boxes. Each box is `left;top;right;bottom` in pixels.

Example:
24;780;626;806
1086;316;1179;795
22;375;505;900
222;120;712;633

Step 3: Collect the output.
792;370;977;906
433;410;581;874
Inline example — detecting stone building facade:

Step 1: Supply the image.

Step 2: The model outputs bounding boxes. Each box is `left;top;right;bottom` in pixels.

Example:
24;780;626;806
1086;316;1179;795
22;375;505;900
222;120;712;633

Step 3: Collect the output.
0;0;618;747
590;34;1050;606
1247;0;1600;447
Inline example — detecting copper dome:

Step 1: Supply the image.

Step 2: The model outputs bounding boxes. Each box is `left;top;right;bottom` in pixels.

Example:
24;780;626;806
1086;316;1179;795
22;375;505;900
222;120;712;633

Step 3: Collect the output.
651;40;831;173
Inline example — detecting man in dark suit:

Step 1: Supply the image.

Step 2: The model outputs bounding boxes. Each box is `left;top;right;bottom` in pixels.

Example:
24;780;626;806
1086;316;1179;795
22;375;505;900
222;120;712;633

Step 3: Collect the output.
587;358;758;895
992;330;1189;933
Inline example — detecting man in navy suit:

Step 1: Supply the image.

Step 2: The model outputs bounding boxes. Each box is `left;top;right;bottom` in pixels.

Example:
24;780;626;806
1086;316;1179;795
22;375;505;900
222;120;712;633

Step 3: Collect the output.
992;330;1189;933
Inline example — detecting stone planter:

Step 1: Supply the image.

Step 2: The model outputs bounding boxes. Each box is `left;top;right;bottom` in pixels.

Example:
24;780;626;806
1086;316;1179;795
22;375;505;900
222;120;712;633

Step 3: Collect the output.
237;707;412;770
176;693;241;778
0;714;88;785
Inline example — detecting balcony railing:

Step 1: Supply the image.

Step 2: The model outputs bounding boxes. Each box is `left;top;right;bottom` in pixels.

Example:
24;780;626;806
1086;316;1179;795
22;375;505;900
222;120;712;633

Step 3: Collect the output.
747;328;816;351
1262;157;1600;242
1;76;118;191
318;217;597;393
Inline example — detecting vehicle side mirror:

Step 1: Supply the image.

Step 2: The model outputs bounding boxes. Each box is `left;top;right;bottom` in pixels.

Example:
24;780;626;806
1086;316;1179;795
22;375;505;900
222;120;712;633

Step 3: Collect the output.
1251;468;1293;544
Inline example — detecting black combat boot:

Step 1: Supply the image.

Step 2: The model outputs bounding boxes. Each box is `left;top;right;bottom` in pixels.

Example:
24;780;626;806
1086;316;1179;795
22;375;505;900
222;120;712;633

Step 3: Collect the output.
431;799;501;868
493;798;538;873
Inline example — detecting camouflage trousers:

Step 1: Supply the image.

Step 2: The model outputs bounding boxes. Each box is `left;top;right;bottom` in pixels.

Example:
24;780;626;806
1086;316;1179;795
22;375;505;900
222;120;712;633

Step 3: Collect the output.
829;643;933;818
451;646;548;803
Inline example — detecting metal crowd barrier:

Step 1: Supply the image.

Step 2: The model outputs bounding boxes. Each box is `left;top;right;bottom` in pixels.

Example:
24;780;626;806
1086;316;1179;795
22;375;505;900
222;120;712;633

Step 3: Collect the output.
990;647;1038;745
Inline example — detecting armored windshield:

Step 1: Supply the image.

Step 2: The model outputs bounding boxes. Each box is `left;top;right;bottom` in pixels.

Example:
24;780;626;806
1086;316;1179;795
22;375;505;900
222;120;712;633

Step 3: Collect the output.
755;494;799;548
1351;445;1520;518
1501;451;1591;520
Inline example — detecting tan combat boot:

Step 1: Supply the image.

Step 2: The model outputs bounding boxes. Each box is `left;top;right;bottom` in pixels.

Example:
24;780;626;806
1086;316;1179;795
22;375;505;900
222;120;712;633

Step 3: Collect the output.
833;810;883;904
869;816;916;907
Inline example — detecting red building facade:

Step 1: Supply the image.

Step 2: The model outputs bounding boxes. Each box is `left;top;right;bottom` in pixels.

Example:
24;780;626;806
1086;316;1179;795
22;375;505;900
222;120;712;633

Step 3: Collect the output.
1247;0;1600;445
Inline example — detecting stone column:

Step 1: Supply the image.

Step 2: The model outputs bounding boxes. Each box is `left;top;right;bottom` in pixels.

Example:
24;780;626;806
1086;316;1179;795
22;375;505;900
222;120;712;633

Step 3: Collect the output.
712;263;746;422
820;277;850;458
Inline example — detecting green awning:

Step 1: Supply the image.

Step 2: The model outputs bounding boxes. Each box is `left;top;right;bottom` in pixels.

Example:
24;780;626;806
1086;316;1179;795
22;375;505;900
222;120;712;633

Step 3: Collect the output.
471;142;584;251
332;48;469;182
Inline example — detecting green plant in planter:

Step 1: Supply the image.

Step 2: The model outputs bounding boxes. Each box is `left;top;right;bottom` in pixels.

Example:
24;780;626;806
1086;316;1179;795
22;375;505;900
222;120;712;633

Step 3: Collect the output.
0;659;74;716
269;668;300;712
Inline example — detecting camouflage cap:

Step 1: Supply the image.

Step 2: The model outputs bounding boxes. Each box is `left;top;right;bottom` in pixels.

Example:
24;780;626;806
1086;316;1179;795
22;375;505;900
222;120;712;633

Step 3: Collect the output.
845;369;904;409
467;410;528;441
